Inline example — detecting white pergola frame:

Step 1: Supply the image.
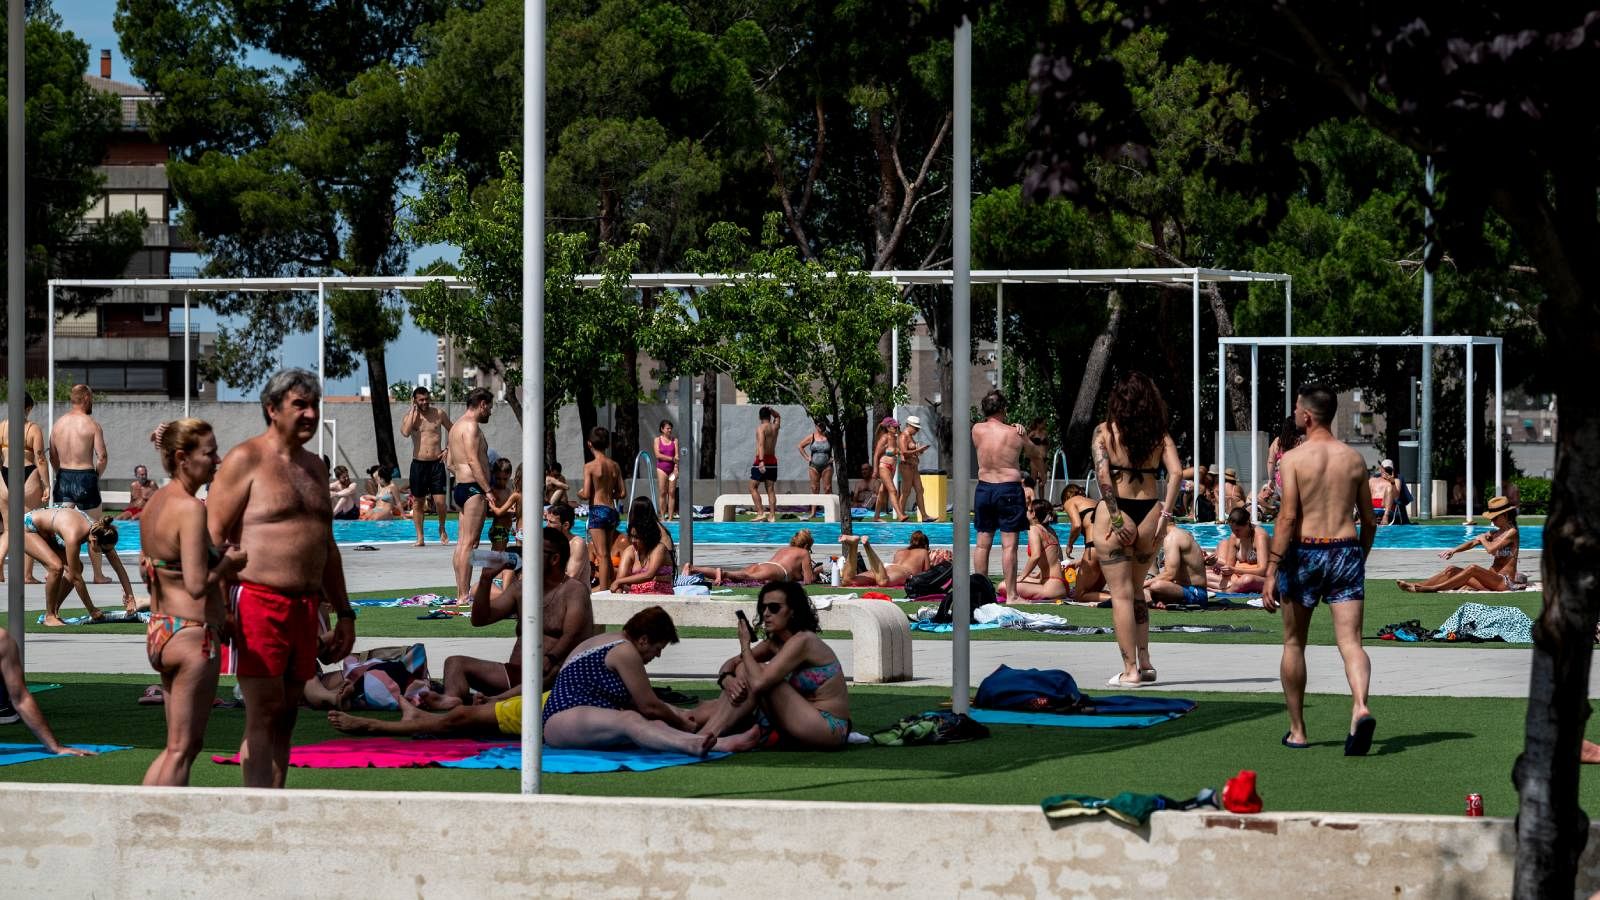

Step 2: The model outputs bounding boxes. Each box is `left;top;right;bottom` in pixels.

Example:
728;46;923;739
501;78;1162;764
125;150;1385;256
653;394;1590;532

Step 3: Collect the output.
1216;335;1503;523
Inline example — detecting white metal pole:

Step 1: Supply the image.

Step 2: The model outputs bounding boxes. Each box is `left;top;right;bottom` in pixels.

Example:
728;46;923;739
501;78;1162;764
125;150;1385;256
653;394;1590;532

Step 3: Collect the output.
47;283;54;433
329;419;338;473
1419;158;1436;520
891;326;899;394
995;284;1003;393
317;281;325;457
1494;341;1503;497
1465;346;1475;523
7;0;26;664
183;291;191;417
1194;272;1205;518
1284;279;1293;415
949;12;972;714
679;375;694;562
521;0;547;793
1250;345;1259;524
1216;345;1225;523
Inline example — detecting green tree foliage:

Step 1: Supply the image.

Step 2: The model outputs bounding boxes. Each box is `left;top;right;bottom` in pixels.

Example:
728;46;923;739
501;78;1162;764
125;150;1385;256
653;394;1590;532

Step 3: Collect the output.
642;215;915;531
1;6;145;338
116;0;457;469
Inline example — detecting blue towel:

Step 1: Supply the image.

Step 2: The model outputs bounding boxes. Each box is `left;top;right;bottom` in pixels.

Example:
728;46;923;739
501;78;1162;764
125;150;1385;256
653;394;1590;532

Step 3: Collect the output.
1079;695;1198;716
967;710;1176;729
910;621;1002;634
0;743;128;766
440;746;729;772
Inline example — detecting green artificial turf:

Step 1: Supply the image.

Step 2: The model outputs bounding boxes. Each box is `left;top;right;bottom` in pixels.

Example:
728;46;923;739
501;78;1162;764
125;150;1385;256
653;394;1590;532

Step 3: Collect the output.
0;674;1568;817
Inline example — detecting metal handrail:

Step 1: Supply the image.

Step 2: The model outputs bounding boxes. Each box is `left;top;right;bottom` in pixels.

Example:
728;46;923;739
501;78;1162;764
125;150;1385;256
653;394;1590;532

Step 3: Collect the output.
627;449;659;514
1045;448;1070;503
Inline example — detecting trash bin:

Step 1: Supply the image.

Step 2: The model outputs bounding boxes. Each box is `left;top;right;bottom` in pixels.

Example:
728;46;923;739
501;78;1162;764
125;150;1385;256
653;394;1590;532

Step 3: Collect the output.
919;471;949;522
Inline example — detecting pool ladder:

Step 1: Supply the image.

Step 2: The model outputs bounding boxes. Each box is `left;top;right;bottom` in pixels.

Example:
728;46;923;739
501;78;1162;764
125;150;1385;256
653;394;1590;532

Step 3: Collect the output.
627;449;659;515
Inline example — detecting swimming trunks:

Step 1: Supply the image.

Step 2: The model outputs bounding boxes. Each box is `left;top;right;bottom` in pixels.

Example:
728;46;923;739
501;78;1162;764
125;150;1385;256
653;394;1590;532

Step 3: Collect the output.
1180;584;1208;608
147;613;221;669
230;581;322;681
1275;537;1365;607
333;505;360;521
542;641;633;723
750;456;779;483
53;468;102;509
0;464;35;487
588;503;620;531
974;480;1027;534
453;481;485;508
409;458;447;497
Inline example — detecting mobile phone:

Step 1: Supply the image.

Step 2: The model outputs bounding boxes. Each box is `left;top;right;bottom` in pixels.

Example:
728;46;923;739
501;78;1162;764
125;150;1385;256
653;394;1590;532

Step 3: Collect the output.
735;609;753;633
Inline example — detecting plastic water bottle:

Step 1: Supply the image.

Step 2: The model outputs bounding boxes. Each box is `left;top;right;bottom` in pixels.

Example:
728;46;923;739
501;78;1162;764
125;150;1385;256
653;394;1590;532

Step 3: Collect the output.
830;556;841;587
472;549;522;572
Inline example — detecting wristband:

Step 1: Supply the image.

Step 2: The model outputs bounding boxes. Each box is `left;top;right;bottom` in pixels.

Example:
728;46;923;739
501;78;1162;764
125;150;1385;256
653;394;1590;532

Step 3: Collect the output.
336;609;357;621
716;672;732;688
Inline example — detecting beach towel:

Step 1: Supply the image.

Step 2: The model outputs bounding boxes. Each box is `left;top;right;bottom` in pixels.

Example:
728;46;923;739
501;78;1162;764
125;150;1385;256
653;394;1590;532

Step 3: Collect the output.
34;610;148;625
1434;603;1534;643
211;737;498;768
1077;695;1197;716
970;709;1180;729
0;743;128;766
910;621;1001;633
440;746;729;772
1041;789;1218;826
26;683;62;694
352;593;459;609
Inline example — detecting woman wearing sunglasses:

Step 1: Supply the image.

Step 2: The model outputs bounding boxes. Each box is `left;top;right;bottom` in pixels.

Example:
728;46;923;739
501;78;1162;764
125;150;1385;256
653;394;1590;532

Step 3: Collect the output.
692;581;852;749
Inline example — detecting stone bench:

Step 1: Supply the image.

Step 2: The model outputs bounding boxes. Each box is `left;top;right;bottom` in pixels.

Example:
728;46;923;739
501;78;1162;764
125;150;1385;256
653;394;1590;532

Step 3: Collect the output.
99;490;131;506
589;591;912;683
711;493;841;522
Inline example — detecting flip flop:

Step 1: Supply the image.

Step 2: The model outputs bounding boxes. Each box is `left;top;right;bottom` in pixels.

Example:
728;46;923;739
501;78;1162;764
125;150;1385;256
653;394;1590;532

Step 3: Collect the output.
1106;674;1143;688
1281;732;1309;749
1344;715;1377;756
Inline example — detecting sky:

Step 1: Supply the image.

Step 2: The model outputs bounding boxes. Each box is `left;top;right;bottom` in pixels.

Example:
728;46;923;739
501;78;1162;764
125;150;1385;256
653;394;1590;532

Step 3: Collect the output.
54;0;461;400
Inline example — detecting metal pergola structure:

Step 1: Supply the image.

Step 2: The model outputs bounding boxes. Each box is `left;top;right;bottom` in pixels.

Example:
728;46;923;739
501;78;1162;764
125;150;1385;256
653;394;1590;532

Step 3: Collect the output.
1216;335;1504;523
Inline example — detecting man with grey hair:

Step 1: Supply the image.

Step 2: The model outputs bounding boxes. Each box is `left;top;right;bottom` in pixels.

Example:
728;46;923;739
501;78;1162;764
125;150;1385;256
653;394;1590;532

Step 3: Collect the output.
208;368;358;787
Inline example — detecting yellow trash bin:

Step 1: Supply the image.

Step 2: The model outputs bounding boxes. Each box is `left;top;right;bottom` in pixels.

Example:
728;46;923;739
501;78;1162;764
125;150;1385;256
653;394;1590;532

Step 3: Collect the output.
918;472;948;522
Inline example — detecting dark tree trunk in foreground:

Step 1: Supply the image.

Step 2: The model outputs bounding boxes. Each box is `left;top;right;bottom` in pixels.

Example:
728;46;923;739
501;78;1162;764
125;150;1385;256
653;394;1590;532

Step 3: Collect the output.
1141;242;1250;431
576;380;598;464
1066;289;1122;466
698;374;717;480
828;418;853;536
365;348;398;472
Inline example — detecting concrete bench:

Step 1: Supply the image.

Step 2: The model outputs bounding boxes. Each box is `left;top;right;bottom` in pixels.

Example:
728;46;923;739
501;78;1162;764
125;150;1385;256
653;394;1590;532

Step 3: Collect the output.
712;493;841;523
99;491;131;506
589;591;912;683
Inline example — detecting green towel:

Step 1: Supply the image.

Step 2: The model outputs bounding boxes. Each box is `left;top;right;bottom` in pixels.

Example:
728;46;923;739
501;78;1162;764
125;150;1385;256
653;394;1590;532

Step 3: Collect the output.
1041;791;1163;827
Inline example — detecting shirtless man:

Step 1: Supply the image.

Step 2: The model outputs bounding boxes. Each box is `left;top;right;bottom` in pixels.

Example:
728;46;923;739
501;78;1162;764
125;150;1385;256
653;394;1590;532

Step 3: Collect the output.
448;388;496;602
117;464;158;520
1263;384;1377;756
1146;526;1208;609
580;426;623;590
418;527;594;710
0;393;46;582
543;502;592;585
749;406;781;522
49;384;111;582
401;386;453;547
971;390;1027;602
207;369;357;788
1367;467;1397;525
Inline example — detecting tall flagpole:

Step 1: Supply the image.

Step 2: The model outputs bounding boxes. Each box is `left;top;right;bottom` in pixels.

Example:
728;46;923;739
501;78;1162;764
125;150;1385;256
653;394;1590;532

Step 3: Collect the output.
949;12;972;712
520;0;546;793
6;0;26;664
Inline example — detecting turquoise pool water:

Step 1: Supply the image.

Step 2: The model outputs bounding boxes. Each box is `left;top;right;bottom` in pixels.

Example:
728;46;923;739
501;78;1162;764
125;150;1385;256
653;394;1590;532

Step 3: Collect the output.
93;518;1541;555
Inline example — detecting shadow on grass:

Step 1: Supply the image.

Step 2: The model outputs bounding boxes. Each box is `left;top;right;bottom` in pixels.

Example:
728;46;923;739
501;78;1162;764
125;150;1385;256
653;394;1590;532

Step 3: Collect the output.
1371;730;1474;757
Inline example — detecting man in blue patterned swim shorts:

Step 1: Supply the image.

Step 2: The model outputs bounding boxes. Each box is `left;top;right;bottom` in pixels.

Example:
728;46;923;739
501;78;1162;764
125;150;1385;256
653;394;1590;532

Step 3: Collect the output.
1263;384;1378;757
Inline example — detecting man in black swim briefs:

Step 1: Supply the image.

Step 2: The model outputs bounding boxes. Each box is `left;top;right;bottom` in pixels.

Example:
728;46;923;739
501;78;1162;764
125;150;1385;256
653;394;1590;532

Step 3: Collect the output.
448;388;496;602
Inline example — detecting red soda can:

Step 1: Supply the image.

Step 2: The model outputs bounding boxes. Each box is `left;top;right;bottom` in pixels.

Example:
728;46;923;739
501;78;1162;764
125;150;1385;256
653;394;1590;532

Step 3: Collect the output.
1466;793;1484;817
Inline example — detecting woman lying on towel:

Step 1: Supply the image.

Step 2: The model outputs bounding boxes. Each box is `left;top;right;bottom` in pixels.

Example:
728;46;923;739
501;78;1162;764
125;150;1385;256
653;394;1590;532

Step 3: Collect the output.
1398;496;1525;593
834;531;932;586
329;607;759;756
1206;508;1269;594
682;529;818;585
689;581;853;750
1012;500;1069;601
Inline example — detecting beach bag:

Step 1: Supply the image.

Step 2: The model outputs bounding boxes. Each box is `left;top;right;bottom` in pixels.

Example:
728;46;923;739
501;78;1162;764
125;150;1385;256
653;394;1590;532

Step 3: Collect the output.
975;664;1083;712
931;575;997;623
905;561;954;598
869;711;990;746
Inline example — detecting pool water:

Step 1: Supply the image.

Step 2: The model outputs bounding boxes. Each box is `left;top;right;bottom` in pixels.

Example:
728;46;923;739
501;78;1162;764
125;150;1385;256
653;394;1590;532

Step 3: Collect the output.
94;518;1540;556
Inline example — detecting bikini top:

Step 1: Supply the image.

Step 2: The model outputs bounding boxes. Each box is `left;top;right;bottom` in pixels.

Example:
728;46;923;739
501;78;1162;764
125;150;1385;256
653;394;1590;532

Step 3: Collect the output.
1108;462;1162;481
786;658;842;696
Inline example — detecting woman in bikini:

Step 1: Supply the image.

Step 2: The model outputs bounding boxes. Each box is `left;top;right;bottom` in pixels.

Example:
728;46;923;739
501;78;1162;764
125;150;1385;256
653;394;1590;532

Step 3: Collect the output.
1060;483;1096;558
683;529;818;585
1092;371;1182;688
0;393;49;584
653;420;678;521
20;507;137;624
138;419;247;786
1398;495;1525;592
691;580;852;750
1013;500;1069;601
484;458;517;550
835;530;931;587
871;418;905;521
611;498;676;594
361;468;404;521
797;419;834;519
1208;506;1270;593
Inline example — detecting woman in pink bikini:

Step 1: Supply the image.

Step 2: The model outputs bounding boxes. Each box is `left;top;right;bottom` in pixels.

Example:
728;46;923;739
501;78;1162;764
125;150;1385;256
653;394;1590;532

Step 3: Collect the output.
610;498;676;594
653;420;679;521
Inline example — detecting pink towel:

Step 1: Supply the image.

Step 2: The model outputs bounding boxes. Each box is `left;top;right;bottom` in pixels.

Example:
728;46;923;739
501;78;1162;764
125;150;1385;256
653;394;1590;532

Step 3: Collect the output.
211;737;512;769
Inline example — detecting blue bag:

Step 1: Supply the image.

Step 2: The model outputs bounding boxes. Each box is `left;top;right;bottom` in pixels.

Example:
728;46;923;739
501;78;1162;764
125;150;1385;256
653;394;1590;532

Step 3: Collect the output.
975;664;1083;712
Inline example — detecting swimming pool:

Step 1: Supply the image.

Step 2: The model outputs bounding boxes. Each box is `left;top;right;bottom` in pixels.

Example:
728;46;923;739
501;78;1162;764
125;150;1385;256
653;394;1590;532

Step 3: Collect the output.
94;517;1541;555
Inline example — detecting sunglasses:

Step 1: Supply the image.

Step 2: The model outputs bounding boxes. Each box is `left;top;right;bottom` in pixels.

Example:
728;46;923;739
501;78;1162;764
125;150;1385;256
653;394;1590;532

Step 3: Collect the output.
759;602;785;615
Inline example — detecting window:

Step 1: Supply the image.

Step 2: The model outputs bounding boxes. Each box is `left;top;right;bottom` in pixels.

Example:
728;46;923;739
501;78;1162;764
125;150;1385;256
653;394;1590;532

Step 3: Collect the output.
125;367;165;391
88;367;125;391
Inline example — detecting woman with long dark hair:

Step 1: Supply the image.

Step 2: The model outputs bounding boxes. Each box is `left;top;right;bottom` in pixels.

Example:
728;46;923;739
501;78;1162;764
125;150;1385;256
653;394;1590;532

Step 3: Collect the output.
610;497;675;594
1259;415;1304;517
1092;372;1182;688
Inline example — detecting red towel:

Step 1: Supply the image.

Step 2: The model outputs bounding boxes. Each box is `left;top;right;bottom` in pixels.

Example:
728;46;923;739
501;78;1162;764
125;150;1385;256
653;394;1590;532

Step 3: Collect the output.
211;737;511;769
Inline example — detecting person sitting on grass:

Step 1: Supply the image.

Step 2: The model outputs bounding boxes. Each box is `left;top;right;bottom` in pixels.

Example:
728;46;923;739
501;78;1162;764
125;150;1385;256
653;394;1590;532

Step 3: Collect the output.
1398;495;1525;593
1207;507;1270;594
1011;500;1069;601
1065;543;1109;604
1145;526;1208;614
689;581;852;750
0;626;93;756
332;606;758;757
682;529;818;585
835;531;931;587
416;527;593;711
14;507;137;623
610;498;675;594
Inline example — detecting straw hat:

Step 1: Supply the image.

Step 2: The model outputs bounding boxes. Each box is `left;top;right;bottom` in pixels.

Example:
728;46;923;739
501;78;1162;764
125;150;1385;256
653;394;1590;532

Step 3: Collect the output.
1224;468;1238;484
1483;496;1518;520
904;415;922;429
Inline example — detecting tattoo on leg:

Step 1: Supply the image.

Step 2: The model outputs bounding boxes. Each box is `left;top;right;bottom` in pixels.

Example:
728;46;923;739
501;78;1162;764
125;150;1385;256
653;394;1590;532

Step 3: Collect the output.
1133;598;1149;625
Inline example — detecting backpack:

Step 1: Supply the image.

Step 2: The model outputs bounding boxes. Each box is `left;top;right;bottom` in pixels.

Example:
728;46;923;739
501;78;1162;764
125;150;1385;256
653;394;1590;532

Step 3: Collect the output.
975;664;1083;712
932;574;998;624
904;561;954;598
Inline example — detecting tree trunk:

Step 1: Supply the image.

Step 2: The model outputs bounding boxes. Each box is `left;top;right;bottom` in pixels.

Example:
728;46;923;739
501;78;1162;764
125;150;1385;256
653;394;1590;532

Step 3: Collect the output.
1512;384;1598;898
503;382;525;425
1138;240;1249;430
698;374;718;480
576;380;598;464
615;343;641;475
828;417;854;537
1066;289;1123;465
365;347;398;472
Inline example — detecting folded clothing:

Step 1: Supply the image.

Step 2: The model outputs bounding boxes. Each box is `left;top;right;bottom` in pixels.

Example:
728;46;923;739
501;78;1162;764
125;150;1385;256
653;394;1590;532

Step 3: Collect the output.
0;743;128;766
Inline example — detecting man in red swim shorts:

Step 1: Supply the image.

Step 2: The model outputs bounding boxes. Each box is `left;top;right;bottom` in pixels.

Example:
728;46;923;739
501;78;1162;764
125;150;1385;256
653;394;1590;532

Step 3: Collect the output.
208;368;357;787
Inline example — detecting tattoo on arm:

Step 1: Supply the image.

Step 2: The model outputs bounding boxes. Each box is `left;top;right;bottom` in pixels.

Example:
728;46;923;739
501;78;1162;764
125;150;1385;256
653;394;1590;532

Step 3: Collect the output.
1091;432;1119;518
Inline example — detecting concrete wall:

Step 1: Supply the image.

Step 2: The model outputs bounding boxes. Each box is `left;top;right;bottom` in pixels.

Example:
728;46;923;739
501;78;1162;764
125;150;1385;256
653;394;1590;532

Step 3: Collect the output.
2;783;1596;898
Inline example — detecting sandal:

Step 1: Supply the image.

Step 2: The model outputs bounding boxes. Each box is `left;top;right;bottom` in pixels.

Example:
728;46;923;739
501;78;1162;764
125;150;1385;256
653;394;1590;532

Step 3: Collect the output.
137;685;165;706
1105;674;1143;689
